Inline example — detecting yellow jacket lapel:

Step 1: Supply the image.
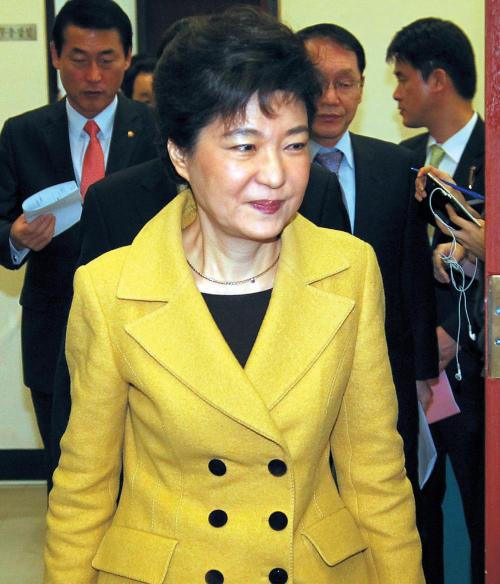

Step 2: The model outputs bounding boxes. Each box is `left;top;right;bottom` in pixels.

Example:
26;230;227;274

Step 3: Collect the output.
117;191;284;445
245;214;355;408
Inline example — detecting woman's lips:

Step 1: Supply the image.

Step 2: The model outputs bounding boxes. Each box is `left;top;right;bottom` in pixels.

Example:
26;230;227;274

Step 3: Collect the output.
251;200;283;214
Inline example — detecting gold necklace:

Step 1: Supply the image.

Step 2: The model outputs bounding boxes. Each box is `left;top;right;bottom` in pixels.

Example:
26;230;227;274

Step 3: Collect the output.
186;254;280;286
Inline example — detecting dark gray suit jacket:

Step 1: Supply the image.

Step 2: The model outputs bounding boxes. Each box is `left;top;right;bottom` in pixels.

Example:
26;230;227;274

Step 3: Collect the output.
307;133;439;452
400;116;484;197
401;117;485;387
0;95;158;392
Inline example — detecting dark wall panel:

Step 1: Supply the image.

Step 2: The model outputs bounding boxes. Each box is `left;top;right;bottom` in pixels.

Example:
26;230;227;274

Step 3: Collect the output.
137;0;278;56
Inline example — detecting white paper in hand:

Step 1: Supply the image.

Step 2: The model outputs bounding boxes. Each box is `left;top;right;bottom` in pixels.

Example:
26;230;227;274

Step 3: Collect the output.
418;402;437;488
22;181;81;236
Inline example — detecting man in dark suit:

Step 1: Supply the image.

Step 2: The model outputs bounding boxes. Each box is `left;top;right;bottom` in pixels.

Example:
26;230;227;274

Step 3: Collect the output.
387;18;484;584
297;24;438;500
0;0;157;484
49;158;348;469
78;158;175;264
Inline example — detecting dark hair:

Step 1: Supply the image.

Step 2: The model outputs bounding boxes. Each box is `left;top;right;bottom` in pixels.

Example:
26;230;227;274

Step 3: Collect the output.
121;54;157;99
154;8;321;183
52;0;132;56
386;18;476;100
156;17;195;59
297;23;366;74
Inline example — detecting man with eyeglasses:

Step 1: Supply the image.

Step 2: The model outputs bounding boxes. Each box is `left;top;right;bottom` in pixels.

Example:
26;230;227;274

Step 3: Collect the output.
298;24;438;514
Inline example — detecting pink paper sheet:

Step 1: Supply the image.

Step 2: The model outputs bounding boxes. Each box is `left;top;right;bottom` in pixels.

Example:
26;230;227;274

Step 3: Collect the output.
426;371;461;424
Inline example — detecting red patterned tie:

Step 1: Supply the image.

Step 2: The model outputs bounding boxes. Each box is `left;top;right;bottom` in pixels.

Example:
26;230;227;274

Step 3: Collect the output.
80;120;105;198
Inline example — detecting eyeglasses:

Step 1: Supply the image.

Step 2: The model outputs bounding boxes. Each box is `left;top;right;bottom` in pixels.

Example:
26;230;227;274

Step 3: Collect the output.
321;79;364;95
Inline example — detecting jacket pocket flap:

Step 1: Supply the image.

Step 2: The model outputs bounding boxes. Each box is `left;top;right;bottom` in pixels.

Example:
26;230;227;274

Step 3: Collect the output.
302;507;367;567
92;525;177;584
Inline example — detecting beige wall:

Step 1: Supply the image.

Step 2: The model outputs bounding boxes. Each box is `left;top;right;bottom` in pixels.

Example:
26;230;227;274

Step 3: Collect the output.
0;0;48;448
0;0;48;126
281;0;485;143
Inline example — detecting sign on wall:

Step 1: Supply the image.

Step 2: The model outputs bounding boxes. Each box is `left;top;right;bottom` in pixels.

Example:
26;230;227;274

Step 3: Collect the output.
0;24;37;41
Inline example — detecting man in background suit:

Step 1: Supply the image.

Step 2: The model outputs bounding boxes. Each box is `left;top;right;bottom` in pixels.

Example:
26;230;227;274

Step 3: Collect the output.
49;158;348;469
297;24;438;500
0;0;157;485
387;18;484;584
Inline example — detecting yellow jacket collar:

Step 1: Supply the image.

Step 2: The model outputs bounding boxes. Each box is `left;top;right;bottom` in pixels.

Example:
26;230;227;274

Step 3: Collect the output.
117;189;351;302
115;190;356;443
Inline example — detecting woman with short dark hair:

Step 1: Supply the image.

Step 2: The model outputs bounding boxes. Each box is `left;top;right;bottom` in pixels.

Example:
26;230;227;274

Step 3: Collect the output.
44;9;423;583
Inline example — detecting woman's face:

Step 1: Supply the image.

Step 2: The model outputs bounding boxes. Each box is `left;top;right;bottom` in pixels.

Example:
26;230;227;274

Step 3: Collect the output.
168;93;310;243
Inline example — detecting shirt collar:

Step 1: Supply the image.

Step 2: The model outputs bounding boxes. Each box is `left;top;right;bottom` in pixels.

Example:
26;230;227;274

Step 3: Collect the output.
309;131;354;169
427;111;478;164
65;95;118;140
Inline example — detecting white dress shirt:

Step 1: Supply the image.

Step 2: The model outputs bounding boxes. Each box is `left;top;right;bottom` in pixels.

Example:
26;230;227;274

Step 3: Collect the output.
425;111;478;178
66;96;117;185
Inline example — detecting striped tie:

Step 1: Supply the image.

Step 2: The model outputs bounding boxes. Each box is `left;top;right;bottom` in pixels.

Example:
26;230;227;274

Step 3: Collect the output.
314;149;344;175
313;149;352;231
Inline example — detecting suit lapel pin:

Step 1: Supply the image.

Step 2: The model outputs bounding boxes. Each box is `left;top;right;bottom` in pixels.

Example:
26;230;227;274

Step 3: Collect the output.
127;130;135;138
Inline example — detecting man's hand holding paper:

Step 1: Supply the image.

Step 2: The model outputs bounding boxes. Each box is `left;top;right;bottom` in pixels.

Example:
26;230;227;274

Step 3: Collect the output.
10;212;56;252
20;180;82;245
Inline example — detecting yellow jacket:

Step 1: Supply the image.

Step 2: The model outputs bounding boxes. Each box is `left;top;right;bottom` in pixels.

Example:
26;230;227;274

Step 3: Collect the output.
45;191;424;584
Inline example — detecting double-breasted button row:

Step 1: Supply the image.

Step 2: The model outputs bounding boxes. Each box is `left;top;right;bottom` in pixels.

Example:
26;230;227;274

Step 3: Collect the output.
208;460;228;530
206;457;288;582
208;509;288;531
209;458;288;477
205;568;288;583
267;459;288;535
268;459;288;535
208;461;228;529
208;458;289;528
